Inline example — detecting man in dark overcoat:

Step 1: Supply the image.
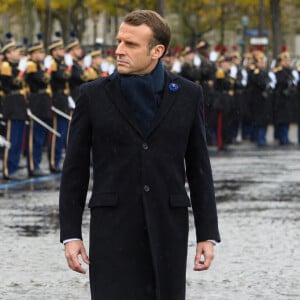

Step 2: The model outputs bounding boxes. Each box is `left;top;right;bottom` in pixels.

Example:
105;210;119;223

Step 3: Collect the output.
273;51;296;145
247;51;273;146
59;10;220;300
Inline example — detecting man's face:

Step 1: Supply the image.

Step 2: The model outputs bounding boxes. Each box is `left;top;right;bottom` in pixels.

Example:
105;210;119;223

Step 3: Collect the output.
71;46;83;60
53;47;65;59
256;59;266;69
220;60;231;71
6;48;21;63
92;55;102;67
115;22;164;75
282;58;291;68
32;50;45;63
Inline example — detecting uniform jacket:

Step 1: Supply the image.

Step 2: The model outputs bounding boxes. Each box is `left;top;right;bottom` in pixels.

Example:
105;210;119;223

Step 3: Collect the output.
59;70;220;300
50;57;71;114
0;60;27;120
273;66;296;124
247;67;273;126
26;60;52;119
69;60;88;102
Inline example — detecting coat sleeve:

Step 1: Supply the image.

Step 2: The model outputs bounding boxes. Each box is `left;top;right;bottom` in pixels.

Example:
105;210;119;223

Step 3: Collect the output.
59;84;92;243
185;86;221;243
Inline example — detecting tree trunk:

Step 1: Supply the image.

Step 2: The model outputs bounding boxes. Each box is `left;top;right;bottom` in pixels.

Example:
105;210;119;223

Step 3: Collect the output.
157;0;165;17
270;0;281;58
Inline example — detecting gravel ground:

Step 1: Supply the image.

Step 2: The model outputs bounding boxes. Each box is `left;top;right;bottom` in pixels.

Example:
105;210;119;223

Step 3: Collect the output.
0;125;299;300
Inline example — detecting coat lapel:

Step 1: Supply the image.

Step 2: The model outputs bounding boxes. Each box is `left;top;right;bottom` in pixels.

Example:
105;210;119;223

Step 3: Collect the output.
104;71;180;139
104;73;144;137
147;71;180;137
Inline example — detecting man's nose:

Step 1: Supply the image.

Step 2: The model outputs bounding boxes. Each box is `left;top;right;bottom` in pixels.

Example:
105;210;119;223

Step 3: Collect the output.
115;43;124;55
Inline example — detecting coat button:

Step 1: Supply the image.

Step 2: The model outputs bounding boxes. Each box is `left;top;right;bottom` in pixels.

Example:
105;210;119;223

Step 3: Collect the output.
144;185;150;192
142;143;149;150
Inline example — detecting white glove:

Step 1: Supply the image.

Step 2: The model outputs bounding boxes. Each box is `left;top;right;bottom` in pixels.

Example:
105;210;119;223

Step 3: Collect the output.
64;54;73;67
18;57;28;72
292;69;299;85
268;71;277;89
44;55;52;70
171;59;181;73
0;135;10;148
241;69;248;86
101;60;109;72
68;96;76;109
83;55;92;69
230;65;238;79
270;59;276;69
209;51;218;62
108;63;115;75
193;55;201;67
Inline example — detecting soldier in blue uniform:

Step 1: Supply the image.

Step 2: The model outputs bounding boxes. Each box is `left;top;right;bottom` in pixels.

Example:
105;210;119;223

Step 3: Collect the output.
0;35;27;180
48;35;72;173
25;37;52;177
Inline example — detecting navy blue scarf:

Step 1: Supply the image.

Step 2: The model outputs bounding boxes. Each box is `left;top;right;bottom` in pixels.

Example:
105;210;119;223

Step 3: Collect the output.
119;61;165;135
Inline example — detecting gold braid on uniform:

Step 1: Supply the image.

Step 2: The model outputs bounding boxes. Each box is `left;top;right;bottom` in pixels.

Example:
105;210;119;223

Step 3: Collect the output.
0;61;12;76
26;61;38;73
80;70;90;82
42;73;51;84
216;68;225;79
63;70;71;79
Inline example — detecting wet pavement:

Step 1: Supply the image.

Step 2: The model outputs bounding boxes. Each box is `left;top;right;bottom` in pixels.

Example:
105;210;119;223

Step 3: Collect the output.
1;126;299;300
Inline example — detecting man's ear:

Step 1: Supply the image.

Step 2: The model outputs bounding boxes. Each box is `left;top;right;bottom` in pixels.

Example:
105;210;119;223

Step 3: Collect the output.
151;44;165;60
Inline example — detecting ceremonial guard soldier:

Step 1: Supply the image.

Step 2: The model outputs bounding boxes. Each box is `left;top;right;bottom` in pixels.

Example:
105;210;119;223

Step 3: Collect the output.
48;34;71;173
213;54;234;150
247;51;273;146
0;51;5;150
83;48;105;81
179;46;201;82
296;64;300;144
26;36;53;176
0;34;27;179
240;52;256;141
273;50;296;145
195;40;217;145
64;33;89;103
230;50;247;143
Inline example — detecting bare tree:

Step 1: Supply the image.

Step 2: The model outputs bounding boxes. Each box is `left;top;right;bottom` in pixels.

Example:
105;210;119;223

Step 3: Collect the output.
270;0;281;58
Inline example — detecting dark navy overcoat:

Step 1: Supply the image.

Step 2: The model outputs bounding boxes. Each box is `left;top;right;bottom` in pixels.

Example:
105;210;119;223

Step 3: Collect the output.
59;70;220;300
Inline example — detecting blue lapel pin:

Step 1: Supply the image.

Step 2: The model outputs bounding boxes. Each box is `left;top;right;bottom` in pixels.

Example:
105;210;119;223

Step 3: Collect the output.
168;82;179;92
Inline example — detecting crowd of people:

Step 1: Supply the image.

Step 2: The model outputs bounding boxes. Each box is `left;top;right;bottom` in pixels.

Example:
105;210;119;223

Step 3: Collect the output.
0;31;299;180
0;32;115;180
162;41;300;150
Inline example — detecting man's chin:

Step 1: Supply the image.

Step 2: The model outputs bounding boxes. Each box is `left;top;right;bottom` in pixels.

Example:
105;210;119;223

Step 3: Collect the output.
117;66;130;74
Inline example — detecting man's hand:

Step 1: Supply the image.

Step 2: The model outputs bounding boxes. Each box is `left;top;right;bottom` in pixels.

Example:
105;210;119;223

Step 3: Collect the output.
64;240;90;274
193;241;215;271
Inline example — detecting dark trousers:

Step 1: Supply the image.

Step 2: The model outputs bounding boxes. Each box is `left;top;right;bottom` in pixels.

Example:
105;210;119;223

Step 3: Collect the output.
254;126;267;146
27;119;50;172
50;115;69;169
276;123;289;144
298;122;300;143
3;120;25;177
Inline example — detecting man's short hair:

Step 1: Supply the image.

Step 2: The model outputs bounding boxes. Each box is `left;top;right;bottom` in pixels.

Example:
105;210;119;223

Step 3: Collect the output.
123;10;171;57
